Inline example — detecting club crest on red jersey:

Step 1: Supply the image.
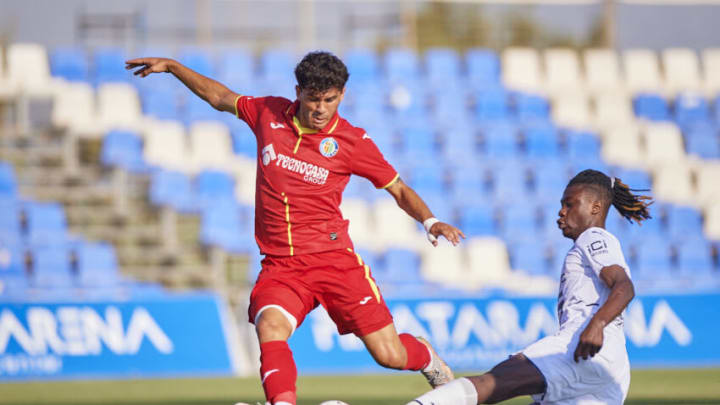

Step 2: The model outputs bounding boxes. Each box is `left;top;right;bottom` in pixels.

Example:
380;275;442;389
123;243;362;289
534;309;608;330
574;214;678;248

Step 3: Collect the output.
319;137;339;158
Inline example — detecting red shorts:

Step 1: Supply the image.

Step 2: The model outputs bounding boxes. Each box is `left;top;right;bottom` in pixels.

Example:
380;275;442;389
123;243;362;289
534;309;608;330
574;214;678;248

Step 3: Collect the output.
248;248;393;336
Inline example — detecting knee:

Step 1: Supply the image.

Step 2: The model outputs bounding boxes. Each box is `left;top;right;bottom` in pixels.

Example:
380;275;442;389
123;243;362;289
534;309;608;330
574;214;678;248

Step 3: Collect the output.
371;344;406;369
255;309;293;342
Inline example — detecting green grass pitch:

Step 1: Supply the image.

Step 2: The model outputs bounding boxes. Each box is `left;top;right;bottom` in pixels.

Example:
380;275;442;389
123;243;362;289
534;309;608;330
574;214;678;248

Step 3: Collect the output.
1;369;719;405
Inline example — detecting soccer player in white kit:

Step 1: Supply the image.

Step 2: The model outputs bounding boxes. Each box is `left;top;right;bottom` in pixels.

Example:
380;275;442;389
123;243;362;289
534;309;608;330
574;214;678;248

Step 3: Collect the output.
407;169;653;405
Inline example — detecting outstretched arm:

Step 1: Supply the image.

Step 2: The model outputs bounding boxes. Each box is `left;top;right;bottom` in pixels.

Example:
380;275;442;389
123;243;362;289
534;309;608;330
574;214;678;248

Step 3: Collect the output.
125;57;239;114
385;178;465;246
574;264;635;362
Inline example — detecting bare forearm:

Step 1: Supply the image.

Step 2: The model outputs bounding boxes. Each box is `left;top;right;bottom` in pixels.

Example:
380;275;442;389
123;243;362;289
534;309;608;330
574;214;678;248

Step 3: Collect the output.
167;61;234;110
394;185;434;223
589;279;634;327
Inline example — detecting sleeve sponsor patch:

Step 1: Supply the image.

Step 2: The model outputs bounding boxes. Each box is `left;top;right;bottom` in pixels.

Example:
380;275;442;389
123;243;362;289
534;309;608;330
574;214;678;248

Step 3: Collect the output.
586;239;609;257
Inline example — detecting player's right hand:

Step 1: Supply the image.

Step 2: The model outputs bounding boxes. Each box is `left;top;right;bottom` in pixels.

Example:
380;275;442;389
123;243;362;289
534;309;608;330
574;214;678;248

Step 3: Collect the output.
125;57;174;77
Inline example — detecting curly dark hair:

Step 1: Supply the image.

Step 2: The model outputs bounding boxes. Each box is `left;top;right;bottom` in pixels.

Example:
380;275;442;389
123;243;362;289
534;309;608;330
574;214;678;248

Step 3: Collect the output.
294;51;349;92
567;169;653;224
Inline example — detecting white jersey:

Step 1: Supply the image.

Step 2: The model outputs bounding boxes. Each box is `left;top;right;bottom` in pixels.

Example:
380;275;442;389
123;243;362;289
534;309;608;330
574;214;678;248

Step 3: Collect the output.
557;227;630;332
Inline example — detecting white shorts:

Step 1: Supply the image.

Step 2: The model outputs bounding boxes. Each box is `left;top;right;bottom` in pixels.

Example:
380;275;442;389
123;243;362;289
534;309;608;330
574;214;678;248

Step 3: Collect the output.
522;325;630;405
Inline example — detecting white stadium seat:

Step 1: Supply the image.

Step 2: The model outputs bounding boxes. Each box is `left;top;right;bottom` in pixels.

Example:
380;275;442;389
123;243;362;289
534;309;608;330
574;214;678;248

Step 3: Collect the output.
51;81;102;136
694;163;720;208
0;46;9;98
143;120;189;173
544;48;583;95
420;240;467;288
97;83;143;132
188;121;234;173
552;93;592;129
652;164;695;206
602;127;645;169
502;48;543;93
584;49;624;95
232;155;257;205
623;49;663;94
593;93;635;129
6;43;57;96
373;198;423;249
341;198;376;250
466;237;512;288
662;48;701;95
704;203;720;240
701;48;720;95
643;122;685;167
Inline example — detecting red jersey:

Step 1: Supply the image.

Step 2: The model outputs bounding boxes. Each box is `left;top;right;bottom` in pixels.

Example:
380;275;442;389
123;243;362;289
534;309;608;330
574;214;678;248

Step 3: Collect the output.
235;95;398;257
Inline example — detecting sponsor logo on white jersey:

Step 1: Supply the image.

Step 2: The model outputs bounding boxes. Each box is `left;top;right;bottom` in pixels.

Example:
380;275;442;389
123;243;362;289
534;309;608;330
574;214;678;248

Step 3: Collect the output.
276;153;329;185
262;144;277;166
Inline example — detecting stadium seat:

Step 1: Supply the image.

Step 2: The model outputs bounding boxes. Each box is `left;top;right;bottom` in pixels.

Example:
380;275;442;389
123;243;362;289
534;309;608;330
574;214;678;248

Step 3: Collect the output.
593;93;635;129
483;122;519;158
583;49;623;95
633;93;670;121
465;237;512;287
0;235;25;276
653;165;694;205
667;205;705;241
373;198;422;249
643;122;685;167
30;246;74;288
458;205;497;237
433;90;471;123
674;92;710;126
388;80;427;117
501;203;539;242
509;241;549;275
524;122;560;158
0;197;21;242
178;47;215;77
0;162;18;197
408;165;444;193
566;130;601;161
502;48;542;92
200;199;254;253
676;237;715;277
185;92;226;123
601;127;644;169
385;48;420;82
613;168;652;191
634;235;674;280
552;93;592;129
141;88;182;121
218;48;254;88
662;48;701;95
544;48;583;95
695;163;720;207
51;81;101;135
230;125;257;158
195;170;236;209
149;170;197;213
7;43;56;96
382;248;423;284
425;48;461;85
101;129;147;173
24;202;68;247
685;132;720;160
188;121;235;172
420;240;467;287
475;88;511;121
705;203;720;240
400;127;436;159
623;49;663;93
50;46;89;82
97;83;143;132
702;48;720;95
341;198;376;249
76;242;119;287
94;47;129;84
532;161;570;198
143;120;189;173
344;48;380;84
260;49;295;81
516;93;550;123
466;48;501;89
490;160;529;201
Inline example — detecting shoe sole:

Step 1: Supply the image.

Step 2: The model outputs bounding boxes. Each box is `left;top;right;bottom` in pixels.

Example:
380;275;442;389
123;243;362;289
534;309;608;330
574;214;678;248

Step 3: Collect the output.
417;336;454;387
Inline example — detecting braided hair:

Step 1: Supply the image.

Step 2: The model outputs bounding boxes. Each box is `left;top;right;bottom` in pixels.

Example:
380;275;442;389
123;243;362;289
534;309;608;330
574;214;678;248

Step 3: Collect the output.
567;169;653;224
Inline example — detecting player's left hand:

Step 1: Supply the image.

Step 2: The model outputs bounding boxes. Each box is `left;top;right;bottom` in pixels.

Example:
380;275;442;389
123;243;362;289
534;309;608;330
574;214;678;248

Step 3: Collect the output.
428;222;466;247
574;319;605;362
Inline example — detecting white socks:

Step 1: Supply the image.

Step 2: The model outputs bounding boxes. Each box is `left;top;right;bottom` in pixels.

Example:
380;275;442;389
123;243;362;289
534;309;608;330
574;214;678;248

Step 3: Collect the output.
407;377;478;405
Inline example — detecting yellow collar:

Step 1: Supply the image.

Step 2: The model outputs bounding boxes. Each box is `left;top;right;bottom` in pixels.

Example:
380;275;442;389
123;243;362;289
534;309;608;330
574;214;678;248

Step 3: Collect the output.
292;116;318;135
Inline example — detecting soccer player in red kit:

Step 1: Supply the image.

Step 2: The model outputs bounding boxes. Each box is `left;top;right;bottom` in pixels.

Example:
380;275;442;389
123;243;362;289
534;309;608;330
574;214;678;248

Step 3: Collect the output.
126;51;465;405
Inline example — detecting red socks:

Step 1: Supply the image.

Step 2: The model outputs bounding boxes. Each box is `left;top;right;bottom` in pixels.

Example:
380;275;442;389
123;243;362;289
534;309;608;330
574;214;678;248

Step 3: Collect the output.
399;333;431;371
259;341;297;405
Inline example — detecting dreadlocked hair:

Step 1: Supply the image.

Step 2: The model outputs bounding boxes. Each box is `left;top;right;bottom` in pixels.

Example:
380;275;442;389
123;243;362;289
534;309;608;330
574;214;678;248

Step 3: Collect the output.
567;169;653;225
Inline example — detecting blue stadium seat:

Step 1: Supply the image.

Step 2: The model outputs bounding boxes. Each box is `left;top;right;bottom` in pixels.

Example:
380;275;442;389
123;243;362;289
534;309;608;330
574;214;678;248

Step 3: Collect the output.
385;48;420;82
567;131;601;161
433;91;471;123
388;80;427;118
524;123;560;158
0;237;25;277
261;49;295;80
634;235;674;280
141;88;181;120
94;47;129;84
676;238;714;277
30;246;74;288
466;48;500;89
489;160;528;201
483;122;519;158
425;48;461;84
510;241;549;275
458;205;497;236
51;46;89;82
345;48;380;83
441;125;480;162
185;93;225;123
230;125;257;158
246;249;264;284
502;203;540;242
0;162;18;197
25;202;68;247
532;161;570;197
101;130;148;173
76;242;119;287
448;161;487;203
178;47;215;77
400;127;436;158
674;93;709;127
612;168;652;191
666;205;704;241
200;200;254;253
195;170;236;209
218;48;254;88
381;248;423;284
685;134;720;159
419;192;455;225
475;89;510;121
355;248;379;273
633;93;670;121
515;93;550;123
408;165;444;192
150;170;197;213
